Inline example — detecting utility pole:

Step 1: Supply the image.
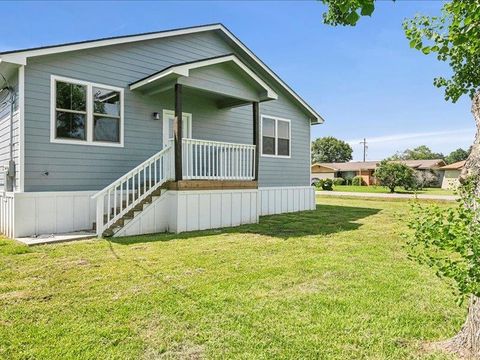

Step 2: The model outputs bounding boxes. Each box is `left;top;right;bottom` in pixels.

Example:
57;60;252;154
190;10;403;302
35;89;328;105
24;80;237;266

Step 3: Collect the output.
359;138;368;162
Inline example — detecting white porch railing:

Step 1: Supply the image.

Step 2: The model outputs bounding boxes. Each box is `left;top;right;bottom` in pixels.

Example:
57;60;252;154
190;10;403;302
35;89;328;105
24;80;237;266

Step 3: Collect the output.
92;145;174;236
182;138;256;180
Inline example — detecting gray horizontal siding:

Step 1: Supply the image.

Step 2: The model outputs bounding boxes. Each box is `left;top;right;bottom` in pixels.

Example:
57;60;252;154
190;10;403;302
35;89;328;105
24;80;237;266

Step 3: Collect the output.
24;30;312;191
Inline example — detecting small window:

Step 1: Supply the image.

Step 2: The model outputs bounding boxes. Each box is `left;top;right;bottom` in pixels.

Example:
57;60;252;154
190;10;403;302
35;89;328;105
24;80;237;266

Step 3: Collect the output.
55;81;87;140
261;115;291;157
51;75;123;147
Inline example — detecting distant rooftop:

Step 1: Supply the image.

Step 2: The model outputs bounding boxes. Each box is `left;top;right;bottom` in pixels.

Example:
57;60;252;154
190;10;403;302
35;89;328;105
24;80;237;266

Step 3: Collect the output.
312;159;446;172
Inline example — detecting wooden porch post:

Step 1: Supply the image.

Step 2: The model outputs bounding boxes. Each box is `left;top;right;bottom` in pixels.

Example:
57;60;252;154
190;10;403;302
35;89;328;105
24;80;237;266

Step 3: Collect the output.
252;102;260;181
174;84;183;181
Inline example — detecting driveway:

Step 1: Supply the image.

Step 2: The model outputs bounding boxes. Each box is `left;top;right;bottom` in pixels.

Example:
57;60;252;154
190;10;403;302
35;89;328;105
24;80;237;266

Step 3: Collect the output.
316;191;458;201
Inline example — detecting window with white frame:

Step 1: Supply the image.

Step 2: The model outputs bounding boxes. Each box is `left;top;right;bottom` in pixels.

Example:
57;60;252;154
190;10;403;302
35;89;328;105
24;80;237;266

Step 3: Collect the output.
261;115;291;157
51;76;123;146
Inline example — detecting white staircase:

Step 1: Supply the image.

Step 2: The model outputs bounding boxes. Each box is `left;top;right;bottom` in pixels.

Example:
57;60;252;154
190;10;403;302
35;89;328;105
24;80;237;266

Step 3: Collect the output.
92;145;174;237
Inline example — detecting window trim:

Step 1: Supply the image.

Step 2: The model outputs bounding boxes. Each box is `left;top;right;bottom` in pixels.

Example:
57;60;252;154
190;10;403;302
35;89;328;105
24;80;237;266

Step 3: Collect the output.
260;114;291;158
50;75;124;147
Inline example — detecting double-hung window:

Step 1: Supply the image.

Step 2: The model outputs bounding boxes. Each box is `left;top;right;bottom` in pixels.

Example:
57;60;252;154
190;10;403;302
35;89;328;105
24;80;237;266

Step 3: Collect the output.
51;75;124;147
261;115;291;158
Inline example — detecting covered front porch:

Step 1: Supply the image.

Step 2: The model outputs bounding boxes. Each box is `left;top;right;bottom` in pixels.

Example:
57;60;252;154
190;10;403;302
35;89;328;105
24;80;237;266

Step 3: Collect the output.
92;54;279;236
129;53;279;186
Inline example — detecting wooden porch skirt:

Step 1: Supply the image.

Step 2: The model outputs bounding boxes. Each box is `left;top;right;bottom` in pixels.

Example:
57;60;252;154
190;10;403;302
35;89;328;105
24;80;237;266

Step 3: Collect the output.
165;180;258;191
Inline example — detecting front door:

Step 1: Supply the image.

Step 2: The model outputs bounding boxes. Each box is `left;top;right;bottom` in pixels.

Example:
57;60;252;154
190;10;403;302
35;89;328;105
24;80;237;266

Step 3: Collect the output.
162;110;192;148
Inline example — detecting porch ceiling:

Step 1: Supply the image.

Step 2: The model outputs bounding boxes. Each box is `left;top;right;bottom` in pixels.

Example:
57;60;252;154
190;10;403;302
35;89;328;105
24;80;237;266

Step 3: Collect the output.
129;54;278;105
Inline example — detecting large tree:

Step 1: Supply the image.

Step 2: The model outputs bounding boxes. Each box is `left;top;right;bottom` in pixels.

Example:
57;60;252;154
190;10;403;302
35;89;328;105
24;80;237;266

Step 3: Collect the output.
390;145;444;161
311;136;353;163
320;0;480;357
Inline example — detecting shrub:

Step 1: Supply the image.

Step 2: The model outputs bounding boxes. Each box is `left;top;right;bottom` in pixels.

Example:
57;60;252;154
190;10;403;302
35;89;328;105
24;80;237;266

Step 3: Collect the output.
333;177;345;186
313;179;325;189
374;160;414;193
352;176;364;186
410;170;440;190
344;177;353;185
322;178;333;191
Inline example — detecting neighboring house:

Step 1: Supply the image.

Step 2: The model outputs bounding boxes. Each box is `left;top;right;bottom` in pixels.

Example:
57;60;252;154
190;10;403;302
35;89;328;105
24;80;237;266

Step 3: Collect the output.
311;159;446;186
311;161;377;185
439;160;466;189
0;24;322;239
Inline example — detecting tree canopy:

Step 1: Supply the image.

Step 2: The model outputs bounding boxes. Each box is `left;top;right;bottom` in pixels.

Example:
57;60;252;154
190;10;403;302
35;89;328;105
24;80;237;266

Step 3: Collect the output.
374;160;414;193
390;145;444;161
311;136;353;163
445;148;470;164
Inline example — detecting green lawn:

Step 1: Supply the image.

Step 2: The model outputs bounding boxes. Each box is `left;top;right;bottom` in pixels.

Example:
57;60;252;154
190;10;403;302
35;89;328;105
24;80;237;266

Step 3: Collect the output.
318;185;455;195
0;197;464;359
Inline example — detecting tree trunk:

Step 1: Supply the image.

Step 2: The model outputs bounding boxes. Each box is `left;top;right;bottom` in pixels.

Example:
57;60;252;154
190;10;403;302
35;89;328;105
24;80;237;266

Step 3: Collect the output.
442;91;480;358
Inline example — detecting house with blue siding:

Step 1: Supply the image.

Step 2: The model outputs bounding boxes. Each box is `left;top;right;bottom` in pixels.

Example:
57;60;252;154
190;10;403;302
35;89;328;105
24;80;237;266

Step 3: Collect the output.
0;24;323;239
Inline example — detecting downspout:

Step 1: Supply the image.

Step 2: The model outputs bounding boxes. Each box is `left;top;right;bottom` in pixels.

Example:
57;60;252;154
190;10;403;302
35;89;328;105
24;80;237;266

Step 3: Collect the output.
7;87;16;192
0;72;16;192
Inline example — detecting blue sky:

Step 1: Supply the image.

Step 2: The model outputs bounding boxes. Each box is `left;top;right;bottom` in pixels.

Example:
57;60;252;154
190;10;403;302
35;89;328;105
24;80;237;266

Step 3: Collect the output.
0;1;474;161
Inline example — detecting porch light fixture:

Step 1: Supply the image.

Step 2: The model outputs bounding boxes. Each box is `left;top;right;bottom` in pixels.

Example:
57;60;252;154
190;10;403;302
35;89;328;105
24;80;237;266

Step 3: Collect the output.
152;112;161;120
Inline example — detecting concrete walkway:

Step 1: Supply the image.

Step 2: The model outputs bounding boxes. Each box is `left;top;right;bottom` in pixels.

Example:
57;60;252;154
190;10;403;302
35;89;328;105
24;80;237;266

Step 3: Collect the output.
16;231;96;246
316;191;458;201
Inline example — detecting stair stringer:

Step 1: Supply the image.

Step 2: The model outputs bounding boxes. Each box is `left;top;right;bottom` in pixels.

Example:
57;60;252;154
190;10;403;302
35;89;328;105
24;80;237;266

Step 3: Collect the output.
113;191;173;237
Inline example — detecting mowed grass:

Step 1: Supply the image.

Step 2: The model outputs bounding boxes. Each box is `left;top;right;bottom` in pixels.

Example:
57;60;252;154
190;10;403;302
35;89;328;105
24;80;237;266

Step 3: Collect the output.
0;197;465;359
320;185;455;195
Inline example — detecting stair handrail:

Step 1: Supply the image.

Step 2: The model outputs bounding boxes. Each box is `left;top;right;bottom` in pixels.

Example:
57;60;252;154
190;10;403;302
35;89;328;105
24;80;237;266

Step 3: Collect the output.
92;145;173;199
92;145;174;237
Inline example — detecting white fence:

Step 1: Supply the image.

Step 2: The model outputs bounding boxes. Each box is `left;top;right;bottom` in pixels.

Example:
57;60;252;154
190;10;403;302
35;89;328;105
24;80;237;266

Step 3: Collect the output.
0;192;14;238
182;138;255;180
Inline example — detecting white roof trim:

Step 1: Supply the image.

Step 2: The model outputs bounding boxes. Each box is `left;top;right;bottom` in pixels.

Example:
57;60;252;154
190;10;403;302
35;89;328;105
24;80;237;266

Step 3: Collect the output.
0;23;323;122
130;54;278;100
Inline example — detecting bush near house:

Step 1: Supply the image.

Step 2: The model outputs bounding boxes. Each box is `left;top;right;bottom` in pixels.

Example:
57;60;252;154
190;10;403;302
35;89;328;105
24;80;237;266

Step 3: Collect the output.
408;170;440;190
333;178;345;186
322;178;334;191
352;176;364;186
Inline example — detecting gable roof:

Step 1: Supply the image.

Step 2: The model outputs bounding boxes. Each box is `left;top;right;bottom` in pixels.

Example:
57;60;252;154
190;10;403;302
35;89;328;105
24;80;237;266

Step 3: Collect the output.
0;23;323;123
129;53;278;100
439;160;466;170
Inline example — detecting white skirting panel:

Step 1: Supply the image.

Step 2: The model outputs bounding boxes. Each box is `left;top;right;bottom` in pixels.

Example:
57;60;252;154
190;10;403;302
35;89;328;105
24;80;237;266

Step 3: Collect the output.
12;191;96;238
174;189;259;233
258;186;316;216
114;189;259;237
0;192;15;238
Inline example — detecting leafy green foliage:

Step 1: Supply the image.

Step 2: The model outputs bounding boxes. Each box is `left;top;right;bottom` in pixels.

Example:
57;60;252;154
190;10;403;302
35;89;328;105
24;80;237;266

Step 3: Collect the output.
408;170;440;190
321;0;375;26
389;145;444;161
374;160;415;193
352;175;364;186
406;179;480;302
311;136;353;163
322;178;334;190
445;147;470;164
333;177;346;186
403;1;480;102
